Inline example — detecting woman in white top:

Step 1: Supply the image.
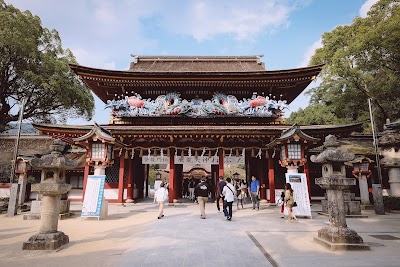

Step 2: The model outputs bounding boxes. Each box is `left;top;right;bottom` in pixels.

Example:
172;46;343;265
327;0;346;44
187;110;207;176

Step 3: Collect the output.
154;182;168;219
222;177;236;221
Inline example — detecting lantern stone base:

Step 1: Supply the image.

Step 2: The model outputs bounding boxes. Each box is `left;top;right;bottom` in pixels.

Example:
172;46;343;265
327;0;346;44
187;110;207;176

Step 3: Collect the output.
23;231;69;250
314;226;370;251
361;204;374;210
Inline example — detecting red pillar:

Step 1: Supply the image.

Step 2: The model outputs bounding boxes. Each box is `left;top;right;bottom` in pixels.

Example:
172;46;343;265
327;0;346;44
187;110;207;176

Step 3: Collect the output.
259;159;266;200
126;157;133;201
118;153;125;203
169;148;175;204
218;149;224;178
82;161;90;202
212;165;219;198
268;156;275;203
304;161;311;201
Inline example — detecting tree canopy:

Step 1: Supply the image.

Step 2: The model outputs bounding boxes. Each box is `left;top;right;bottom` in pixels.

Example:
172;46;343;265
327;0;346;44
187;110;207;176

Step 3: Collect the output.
287;0;400;131
0;1;94;132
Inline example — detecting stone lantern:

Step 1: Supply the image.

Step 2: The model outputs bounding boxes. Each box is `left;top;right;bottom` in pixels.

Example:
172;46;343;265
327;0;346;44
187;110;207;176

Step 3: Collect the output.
346;156;373;207
311;135;369;250
379;119;400;197
23;139;78;250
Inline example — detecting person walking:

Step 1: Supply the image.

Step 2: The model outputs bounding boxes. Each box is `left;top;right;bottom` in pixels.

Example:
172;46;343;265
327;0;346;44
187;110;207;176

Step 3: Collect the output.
279;191;285;218
236;179;244;209
284;183;298;223
188;177;195;201
154;182;168;219
195;177;210;219
216;176;226;212
250;175;260;210
222;177;235;220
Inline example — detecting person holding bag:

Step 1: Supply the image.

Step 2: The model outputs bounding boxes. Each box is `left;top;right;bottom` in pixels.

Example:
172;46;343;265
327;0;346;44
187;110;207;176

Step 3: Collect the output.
284;183;298;223
222;177;235;221
154;182;168;219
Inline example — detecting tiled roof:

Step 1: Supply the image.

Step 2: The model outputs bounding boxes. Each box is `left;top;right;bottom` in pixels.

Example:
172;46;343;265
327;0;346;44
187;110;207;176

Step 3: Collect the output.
129;55;266;72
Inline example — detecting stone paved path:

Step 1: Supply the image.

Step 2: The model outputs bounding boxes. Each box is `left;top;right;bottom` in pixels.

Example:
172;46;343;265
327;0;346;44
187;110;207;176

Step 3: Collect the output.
1;199;400;267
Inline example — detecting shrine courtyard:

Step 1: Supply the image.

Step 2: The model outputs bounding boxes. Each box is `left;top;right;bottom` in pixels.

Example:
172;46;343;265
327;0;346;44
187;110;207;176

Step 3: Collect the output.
0;201;399;267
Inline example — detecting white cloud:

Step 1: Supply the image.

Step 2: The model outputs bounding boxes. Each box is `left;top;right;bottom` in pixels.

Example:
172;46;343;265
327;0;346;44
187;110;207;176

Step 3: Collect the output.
359;0;379;18
160;0;294;41
5;0;303;68
298;38;322;67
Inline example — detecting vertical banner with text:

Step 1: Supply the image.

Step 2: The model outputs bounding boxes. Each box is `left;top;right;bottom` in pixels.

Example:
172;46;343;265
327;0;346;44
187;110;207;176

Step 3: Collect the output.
285;173;312;219
81;175;106;219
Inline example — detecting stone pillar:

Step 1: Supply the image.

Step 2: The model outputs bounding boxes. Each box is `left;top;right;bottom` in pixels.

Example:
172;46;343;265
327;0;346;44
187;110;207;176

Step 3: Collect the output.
286;165;298;174
311;135;369;251
358;174;370;206
372;184;385;215
18;173;28;205
7;183;20;217
94;165;106;176
388;168;400;196
379;119;400;197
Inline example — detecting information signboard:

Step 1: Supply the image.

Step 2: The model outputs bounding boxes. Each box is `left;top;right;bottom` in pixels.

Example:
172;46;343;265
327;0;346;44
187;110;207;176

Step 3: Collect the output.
142;156;245;165
81;175;106;219
285;173;312;219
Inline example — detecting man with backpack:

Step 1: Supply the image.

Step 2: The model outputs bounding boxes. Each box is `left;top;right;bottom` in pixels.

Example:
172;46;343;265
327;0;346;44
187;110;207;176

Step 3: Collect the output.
194;177;210;219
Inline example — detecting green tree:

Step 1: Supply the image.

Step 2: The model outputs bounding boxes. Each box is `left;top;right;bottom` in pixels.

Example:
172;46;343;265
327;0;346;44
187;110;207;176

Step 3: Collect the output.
288;0;400;131
0;1;94;132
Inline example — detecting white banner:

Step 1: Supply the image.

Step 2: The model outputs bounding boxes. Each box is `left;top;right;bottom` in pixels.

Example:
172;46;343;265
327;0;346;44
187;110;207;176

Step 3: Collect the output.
285;173;312;219
142;156;170;164
81;175;106;219
142;156;245;165
224;156;245;164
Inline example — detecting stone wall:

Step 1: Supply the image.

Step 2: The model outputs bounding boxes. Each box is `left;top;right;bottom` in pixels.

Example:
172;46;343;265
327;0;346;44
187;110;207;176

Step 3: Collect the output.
0;136;53;181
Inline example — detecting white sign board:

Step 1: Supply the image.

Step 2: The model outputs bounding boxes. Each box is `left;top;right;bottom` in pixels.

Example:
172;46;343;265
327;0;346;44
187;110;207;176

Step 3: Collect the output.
142;156;169;164
285;173;312;219
81;175;106;219
142;156;245;165
174;156;219;164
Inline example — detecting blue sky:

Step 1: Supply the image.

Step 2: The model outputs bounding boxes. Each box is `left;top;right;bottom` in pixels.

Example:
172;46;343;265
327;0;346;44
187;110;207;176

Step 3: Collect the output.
6;0;379;125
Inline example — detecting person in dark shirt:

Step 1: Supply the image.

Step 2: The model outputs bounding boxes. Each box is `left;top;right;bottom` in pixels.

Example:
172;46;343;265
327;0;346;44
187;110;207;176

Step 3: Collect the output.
188;178;195;200
194;177;210;219
216;176;227;212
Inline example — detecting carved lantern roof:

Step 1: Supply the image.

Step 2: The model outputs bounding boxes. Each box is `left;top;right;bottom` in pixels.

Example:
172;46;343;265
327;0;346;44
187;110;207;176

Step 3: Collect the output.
266;124;320;149
311;135;354;164
30;139;78;170
72;122;127;148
